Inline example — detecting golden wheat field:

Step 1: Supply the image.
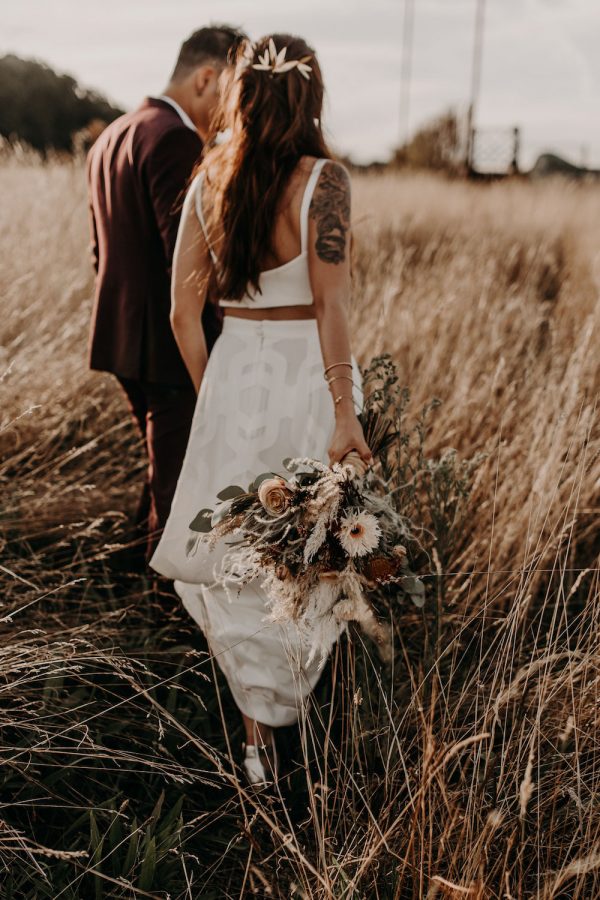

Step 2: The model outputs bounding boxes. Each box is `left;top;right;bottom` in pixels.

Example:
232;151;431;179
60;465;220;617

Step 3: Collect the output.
1;147;599;898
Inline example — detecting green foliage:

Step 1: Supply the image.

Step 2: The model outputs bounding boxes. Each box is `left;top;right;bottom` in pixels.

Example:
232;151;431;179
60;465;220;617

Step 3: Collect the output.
216;484;245;501
0;54;123;154
0;579;245;898
189;507;214;532
80;793;184;894
188;357;482;630
361;353;485;578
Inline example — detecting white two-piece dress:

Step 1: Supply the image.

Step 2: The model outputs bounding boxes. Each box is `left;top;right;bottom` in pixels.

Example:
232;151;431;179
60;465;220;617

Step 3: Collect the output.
150;158;362;728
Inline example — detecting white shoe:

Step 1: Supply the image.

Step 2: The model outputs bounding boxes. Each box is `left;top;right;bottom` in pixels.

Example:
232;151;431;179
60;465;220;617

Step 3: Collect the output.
242;736;278;788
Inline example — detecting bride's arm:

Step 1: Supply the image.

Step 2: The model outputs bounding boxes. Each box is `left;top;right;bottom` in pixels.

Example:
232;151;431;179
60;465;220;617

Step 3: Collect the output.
308;160;372;466
169;181;212;393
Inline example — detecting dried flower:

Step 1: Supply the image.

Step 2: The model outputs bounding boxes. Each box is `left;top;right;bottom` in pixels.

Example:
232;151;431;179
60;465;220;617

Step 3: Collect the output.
363;556;398;582
252;38;313;80
319;570;340;581
337;511;381;557
275;563;290;581
191;423;422;663
258;477;293;516
303;478;342;562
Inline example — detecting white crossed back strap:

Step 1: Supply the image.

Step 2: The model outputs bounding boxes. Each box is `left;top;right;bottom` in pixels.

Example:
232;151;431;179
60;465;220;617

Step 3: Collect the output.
194;171;219;265
300;158;328;253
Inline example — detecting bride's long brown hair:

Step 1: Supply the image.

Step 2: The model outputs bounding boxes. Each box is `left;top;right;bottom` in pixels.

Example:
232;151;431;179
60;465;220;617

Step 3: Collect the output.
200;34;332;300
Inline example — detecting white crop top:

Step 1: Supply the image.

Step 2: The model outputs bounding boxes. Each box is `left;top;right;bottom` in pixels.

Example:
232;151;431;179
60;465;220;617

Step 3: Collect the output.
193;158;327;309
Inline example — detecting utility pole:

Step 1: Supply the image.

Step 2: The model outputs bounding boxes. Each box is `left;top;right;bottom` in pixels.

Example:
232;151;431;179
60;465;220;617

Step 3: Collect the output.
399;0;415;149
466;0;486;173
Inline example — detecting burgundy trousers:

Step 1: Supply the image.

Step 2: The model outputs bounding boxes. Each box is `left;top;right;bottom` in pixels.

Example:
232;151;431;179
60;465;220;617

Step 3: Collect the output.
117;376;197;563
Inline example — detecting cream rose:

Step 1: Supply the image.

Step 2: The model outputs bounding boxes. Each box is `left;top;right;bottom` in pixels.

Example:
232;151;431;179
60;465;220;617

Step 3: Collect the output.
258;477;293;516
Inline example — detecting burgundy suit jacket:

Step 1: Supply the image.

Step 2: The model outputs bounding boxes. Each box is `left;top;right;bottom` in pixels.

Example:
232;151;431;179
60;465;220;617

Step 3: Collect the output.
86;97;222;387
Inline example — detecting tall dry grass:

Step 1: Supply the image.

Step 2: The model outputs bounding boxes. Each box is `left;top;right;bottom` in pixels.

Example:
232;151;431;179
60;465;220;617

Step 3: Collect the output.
1;149;599;897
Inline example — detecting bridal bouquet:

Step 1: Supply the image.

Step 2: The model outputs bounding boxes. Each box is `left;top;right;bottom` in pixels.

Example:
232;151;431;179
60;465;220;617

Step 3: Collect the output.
188;407;425;666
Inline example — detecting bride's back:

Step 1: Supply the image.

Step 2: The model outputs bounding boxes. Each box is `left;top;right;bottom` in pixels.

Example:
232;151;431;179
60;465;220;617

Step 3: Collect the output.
199;154;319;273
195;152;330;308
195;33;333;303
263;156;319;270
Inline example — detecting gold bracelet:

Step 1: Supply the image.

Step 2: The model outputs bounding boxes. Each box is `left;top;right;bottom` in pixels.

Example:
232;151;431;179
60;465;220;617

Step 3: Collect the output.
334;394;354;405
324;361;352;379
327;374;355;387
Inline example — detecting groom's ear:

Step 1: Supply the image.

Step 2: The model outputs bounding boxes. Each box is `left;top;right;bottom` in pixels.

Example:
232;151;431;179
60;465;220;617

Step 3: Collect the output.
194;65;217;97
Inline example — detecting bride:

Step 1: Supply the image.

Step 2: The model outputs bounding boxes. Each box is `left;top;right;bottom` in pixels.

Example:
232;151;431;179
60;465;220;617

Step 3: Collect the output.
150;33;372;787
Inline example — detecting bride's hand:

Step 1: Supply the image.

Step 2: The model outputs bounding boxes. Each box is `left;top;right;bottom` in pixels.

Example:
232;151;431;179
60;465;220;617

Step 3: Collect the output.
328;406;374;467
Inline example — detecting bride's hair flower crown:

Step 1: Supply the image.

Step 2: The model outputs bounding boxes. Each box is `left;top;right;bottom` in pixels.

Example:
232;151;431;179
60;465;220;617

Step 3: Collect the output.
244;38;312;81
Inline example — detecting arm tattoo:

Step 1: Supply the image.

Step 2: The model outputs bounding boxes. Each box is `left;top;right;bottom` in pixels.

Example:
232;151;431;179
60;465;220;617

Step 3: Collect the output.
309;163;350;264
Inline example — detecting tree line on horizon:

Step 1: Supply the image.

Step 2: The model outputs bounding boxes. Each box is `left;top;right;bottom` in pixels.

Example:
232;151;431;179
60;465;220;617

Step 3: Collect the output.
0;55;124;155
0;53;464;168
1;54;592;179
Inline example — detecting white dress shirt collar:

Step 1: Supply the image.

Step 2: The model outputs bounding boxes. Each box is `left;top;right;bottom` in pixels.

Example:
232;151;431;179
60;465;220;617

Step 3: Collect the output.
153;94;197;133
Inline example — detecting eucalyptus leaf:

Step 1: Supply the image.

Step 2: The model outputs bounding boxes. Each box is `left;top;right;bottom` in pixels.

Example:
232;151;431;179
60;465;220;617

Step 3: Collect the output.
189;508;214;533
216;484;245;501
401;575;426;608
211;502;232;526
229;494;255;515
250;472;277;492
282;458;300;473
294;472;318;486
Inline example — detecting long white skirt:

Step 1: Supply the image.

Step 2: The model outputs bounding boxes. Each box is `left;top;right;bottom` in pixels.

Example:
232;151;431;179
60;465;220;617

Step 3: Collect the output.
150;316;362;727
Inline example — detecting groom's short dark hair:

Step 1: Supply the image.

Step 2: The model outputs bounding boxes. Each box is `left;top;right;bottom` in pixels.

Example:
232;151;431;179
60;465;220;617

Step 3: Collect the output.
171;25;246;80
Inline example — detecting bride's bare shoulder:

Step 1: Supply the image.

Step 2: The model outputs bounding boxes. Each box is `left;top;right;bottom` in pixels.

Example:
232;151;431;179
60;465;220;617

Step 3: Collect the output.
298;154;319;168
293;154;332;193
298;155;350;182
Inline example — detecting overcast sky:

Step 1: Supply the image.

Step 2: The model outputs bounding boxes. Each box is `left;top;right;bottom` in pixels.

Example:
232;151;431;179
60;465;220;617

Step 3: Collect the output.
2;0;599;168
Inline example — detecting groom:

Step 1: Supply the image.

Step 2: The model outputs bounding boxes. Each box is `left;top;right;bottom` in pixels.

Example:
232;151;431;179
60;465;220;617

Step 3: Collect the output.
87;25;244;564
